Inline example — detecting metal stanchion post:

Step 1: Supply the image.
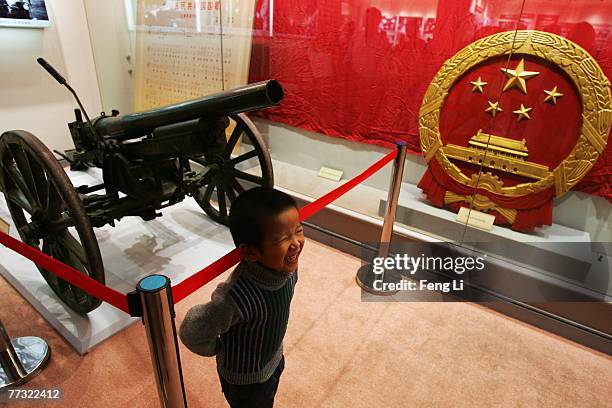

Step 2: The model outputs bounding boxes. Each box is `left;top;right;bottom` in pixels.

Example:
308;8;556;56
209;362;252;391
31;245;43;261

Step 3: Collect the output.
136;275;187;408
0;320;50;388
356;142;407;294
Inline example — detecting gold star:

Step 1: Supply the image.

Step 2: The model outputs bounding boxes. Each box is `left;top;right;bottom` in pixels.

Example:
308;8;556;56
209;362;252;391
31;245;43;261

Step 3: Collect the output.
544;86;563;104
501;59;540;94
470;77;487;93
485;100;503;117
513;104;532;121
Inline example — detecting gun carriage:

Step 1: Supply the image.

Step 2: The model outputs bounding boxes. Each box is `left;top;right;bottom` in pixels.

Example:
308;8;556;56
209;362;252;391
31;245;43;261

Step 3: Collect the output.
0;59;283;313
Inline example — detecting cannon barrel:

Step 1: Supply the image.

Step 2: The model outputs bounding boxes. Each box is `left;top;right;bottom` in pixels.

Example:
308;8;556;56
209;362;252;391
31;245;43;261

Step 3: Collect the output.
95;80;283;140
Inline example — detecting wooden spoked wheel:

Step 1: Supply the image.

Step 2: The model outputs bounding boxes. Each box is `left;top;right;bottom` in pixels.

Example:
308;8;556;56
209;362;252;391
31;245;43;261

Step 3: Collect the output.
0;130;104;314
191;113;274;225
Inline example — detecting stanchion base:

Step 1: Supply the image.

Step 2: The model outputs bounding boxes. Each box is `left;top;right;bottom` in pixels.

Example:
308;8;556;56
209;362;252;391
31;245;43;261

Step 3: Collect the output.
0;336;51;389
355;265;399;296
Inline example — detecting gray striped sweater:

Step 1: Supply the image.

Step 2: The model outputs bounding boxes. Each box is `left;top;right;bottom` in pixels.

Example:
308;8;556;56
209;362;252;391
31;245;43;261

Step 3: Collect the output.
179;260;297;385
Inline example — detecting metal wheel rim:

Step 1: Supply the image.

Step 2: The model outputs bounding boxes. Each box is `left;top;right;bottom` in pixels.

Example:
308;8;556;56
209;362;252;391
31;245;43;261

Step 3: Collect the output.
192;113;274;225
0;130;104;314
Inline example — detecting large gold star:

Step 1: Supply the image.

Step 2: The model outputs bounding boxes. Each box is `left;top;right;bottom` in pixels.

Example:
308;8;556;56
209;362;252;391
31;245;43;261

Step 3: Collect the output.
544;86;563;104
501;59;540;94
513;104;532;121
485;100;503;117
470;77;487;93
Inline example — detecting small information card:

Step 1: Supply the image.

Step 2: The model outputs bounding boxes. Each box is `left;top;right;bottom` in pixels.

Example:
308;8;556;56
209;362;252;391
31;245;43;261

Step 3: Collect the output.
318;166;343;182
456;207;495;231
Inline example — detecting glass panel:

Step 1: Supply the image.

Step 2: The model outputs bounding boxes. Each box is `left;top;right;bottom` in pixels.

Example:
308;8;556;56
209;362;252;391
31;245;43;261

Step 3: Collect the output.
84;1;610;294
240;1;610;318
82;0;609;331
463;0;612;301
244;0;522;243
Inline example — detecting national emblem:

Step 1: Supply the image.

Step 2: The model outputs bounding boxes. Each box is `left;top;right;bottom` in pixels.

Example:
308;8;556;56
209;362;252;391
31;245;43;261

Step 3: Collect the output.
417;30;611;232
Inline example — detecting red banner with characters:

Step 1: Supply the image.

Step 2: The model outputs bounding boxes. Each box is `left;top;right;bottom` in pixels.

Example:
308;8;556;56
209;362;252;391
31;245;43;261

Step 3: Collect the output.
248;0;612;202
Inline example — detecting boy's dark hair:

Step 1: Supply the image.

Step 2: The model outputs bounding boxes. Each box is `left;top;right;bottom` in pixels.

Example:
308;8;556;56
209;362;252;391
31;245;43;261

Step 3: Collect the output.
229;187;298;248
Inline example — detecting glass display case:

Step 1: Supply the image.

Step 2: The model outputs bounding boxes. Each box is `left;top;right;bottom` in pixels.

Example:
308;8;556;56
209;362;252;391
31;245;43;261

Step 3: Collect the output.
84;0;611;351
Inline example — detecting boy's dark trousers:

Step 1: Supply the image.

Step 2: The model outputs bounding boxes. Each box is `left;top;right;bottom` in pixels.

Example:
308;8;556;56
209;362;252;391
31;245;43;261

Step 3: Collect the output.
219;356;285;408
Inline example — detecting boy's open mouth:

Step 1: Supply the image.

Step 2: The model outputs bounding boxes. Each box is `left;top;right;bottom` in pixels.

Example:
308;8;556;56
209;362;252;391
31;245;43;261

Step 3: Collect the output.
285;253;299;264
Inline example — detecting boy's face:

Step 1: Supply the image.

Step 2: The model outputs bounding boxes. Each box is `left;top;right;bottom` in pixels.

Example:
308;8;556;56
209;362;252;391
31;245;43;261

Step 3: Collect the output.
244;207;305;274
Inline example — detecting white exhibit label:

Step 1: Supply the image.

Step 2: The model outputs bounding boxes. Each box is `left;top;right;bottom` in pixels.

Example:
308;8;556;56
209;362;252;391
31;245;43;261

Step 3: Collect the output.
456;207;495;231
318;166;343;182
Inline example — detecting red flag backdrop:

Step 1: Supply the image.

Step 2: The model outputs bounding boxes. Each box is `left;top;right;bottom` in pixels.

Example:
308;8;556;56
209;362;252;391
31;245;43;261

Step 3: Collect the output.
248;0;612;201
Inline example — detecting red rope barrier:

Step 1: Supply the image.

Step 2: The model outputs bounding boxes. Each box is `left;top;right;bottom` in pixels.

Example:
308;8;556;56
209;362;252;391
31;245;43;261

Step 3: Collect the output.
0;231;129;313
171;148;398;303
0;148;398;311
172;248;242;303
299;149;397;221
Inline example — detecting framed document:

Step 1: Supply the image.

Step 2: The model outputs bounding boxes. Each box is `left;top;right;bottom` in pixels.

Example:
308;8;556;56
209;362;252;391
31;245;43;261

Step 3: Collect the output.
0;0;50;28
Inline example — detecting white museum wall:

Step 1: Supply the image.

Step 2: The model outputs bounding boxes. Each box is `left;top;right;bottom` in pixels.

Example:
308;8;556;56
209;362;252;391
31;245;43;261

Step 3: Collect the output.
0;0;101;152
83;0;134;116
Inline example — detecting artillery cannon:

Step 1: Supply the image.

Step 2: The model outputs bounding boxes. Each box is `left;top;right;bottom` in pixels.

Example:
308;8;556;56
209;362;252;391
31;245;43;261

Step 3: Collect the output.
0;58;283;313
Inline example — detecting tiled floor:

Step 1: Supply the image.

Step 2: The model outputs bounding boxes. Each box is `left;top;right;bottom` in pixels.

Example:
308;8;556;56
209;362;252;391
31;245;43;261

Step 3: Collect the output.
1;239;610;407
